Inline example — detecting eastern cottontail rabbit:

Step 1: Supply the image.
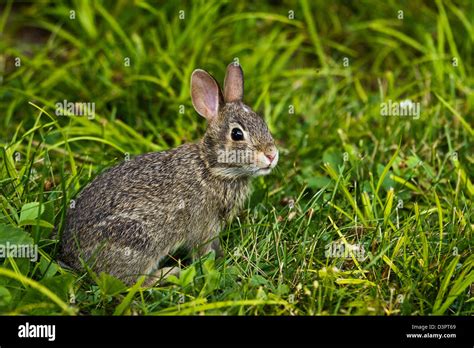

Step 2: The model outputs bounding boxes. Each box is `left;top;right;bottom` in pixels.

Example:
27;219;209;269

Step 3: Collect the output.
59;63;278;285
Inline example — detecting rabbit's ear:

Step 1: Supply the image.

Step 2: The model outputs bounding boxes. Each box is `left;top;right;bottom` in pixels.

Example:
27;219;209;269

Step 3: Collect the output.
224;62;244;103
191;69;223;121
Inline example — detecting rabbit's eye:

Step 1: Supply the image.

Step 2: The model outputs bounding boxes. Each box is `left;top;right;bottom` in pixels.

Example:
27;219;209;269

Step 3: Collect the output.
231;128;244;141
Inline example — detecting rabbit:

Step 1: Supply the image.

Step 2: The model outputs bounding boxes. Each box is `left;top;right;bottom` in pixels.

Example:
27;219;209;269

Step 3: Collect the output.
58;62;279;285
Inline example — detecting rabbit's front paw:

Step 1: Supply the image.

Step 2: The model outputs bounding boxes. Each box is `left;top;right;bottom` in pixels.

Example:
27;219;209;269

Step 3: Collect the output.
211;239;223;258
145;266;181;287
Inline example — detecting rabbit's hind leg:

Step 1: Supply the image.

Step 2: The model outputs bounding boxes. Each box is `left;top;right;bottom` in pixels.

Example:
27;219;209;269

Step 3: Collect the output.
78;217;159;285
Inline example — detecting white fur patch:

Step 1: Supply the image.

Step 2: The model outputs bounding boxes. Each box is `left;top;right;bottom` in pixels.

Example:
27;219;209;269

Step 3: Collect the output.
242;104;251;113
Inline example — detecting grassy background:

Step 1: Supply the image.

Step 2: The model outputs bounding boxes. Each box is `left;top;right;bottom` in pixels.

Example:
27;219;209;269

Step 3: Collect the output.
0;0;472;315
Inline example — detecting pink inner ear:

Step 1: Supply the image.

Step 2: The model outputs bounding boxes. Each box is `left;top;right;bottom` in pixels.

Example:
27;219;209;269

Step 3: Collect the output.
191;70;221;121
201;81;218;117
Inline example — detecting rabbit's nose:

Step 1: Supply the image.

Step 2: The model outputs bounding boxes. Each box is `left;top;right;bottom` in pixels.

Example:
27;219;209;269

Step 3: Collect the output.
265;153;275;162
265;151;276;163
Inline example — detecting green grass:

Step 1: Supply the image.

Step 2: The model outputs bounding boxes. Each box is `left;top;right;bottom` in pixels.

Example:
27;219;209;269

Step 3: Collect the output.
0;0;472;315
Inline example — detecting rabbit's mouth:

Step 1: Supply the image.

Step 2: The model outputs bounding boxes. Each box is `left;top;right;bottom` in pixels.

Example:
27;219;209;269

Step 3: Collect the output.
253;149;278;176
254;167;273;176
